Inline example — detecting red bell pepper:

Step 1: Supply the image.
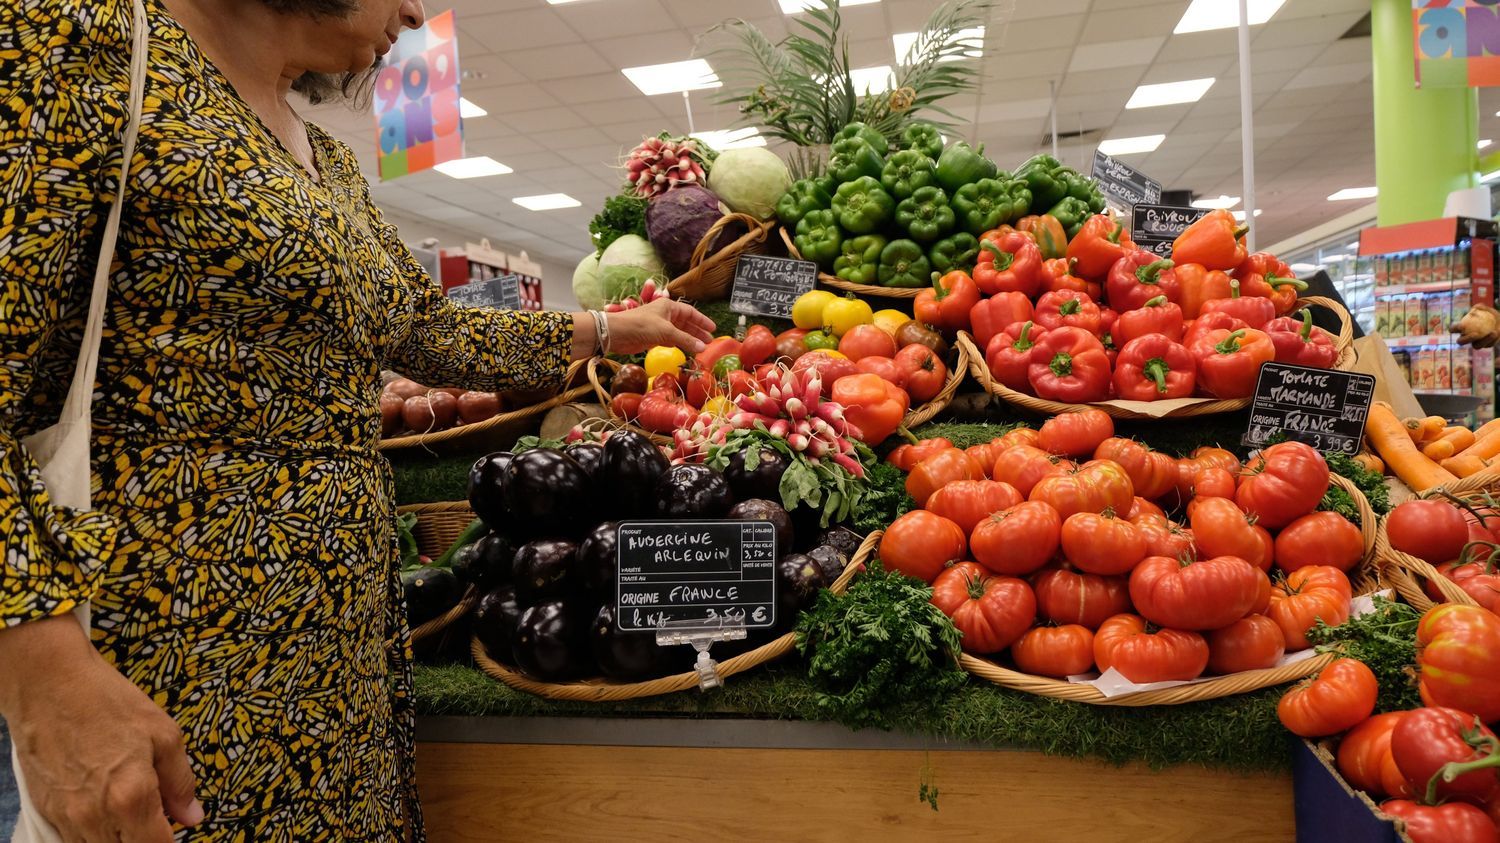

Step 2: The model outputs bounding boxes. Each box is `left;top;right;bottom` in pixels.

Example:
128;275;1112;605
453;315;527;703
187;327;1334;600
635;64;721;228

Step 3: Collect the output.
1236;252;1308;316
974;232;1043;297
1107;250;1178;311
887;433;955;471
915;270;981;335
695;336;742;372
1199;280;1276;329
1115;295;1184;347
831;373;909;445
1042;257;1103;301
1171;208;1248;271
1099;306;1118;338
1115;334;1196;401
1265;309;1339;369
1168;263;1235;319
969;291;1035;348
1016;215;1067;260
1028;326;1111;403
1190;327;1275;399
1034;289;1103;336
985;321;1048;392
1066;214;1128;282
1183;310;1248;349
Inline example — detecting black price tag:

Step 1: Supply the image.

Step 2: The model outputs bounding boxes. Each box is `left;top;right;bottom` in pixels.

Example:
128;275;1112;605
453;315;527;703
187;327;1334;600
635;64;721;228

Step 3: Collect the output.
1130;203;1210;259
1243;363;1376;455
729;255;818;320
447;274;522;310
615;520;778;632
1091;150;1163;211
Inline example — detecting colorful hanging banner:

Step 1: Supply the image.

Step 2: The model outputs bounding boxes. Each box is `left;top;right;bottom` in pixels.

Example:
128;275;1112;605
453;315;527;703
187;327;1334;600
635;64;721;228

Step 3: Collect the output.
374;9;464;180
1413;1;1500;88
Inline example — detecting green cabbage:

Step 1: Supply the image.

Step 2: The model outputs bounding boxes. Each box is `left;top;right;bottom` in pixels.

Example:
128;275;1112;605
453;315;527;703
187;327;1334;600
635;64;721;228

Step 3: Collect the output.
597;234;664;303
707;148;791;220
572;253;605;310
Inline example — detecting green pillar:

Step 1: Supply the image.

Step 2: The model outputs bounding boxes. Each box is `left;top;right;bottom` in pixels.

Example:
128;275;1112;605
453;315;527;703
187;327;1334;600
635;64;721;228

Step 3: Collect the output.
1372;0;1480;225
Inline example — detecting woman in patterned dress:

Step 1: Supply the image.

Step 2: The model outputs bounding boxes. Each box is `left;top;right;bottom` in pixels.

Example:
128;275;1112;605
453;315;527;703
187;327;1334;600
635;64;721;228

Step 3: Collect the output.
0;0;715;838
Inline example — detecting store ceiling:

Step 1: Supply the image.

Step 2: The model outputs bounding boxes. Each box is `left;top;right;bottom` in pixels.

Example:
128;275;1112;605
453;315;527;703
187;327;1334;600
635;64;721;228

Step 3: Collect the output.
303;0;1498;268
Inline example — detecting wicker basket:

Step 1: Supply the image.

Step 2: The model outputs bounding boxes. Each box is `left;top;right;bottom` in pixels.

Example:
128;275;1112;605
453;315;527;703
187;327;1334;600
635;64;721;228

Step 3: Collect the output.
1376;470;1495;611
955;297;1356;421
379;359;594;454
904;338;969;428
586;356;673;445
665;213;776;302
962;474;1380;705
780;227;924;299
397;500;483;645
470;529;880;701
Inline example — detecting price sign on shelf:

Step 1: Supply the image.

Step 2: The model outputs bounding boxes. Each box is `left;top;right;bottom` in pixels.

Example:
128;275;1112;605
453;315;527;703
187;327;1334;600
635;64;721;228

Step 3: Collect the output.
729;255;818;320
615;520;778;633
1242;363;1376;456
446;274;521;310
1091;150;1163;212
1130;203;1209;259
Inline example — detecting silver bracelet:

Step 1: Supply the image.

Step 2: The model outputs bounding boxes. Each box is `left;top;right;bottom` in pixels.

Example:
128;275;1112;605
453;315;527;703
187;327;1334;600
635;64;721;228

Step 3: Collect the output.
589;310;610;356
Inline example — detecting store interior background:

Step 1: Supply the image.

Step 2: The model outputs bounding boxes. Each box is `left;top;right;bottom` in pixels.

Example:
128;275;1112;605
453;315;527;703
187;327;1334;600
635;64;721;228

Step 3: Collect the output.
302;0;1496;327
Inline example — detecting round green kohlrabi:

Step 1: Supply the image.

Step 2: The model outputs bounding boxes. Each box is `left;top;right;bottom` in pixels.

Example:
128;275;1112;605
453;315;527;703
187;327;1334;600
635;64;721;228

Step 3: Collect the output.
572;252;605;310
597;234;664;303
706;148;792;221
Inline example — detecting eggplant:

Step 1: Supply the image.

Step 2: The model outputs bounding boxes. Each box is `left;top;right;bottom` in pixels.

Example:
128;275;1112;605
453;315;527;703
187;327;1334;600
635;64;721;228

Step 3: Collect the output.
600;431;670;518
471;584;523;662
467;451;514;532
775;553;828;624
724;447;791;504
653;464;732;519
503;449;594;537
401;566;461;626
591;604;664;680
577;521;620;599
512;539;579;605
806;545;846;585
564;441;606;481
726;499;794;556
450;533;516;592
512;601;587;681
812;526;864;560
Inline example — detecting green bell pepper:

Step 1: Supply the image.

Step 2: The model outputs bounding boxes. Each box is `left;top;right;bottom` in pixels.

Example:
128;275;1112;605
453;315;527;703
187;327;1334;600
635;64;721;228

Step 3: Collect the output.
802;330;839;351
895;185;956;243
900;122;945;160
827;137;885;185
878;239;933;288
835;122;889;155
1060;169;1107;214
794;209;844;268
879;150;937;200
833;234;888;285
831;176;895;235
1046;196;1094;239
934;141;997;193
928;233;980;275
775;178;832;228
1014;154;1068;211
952;177;1031;235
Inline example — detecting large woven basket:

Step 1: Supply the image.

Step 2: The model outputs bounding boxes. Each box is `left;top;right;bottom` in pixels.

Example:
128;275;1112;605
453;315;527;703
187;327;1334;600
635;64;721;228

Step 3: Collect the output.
471;529;880;701
955;297;1356;421
586;356;673;445
398;500;483;645
665;213;776;302
380;359;594;453
963;474;1380;705
904;338;969;429
1376;470;1496;611
780;227;924;299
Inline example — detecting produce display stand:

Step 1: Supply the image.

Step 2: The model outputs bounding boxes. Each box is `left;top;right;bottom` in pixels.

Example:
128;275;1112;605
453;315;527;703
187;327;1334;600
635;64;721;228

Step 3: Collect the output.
780;227;924;300
664;212;776;302
1376;469;1496;610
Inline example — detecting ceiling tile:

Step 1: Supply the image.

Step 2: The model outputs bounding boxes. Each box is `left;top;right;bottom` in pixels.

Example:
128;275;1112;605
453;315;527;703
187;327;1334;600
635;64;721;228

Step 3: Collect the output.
469;83;560;113
456;54;529;89
528;126;616;152
462;8;579;53
1003;0;1092;20
540;73;644;105
461;115;518;141
506;43;613;81
1079;4;1184;42
592;32;697;68
1155;29;1238;62
1284;62;1370;91
1068;36;1165;73
992;14;1085;52
552;0;674;40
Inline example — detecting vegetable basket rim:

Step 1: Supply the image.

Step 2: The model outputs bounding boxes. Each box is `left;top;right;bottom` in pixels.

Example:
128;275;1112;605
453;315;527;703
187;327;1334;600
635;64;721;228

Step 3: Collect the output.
379;359;594;452
663;212;776;303
1374;470;1495;611
779;226;924;299
397;500;482;644
586;356;675;446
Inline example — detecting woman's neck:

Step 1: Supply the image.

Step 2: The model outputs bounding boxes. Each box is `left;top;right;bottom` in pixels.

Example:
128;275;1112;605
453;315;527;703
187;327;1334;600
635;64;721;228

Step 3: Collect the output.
161;0;305;104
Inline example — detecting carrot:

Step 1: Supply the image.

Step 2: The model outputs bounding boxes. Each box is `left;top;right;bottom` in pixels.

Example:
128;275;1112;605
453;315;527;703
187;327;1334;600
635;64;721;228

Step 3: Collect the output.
1454;427;1500;461
1422;427;1476;460
1441;455;1491;479
1422;439;1457;461
1351;452;1385;475
1403;417;1425;444
1366;404;1459;491
1468;418;1500;444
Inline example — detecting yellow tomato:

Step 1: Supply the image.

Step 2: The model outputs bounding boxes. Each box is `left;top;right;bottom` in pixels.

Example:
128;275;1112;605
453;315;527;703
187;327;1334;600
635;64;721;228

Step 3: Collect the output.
644;346;686;379
872;309;911;338
823;295;874;337
792;289;838;331
818;350;849;360
701;395;734;418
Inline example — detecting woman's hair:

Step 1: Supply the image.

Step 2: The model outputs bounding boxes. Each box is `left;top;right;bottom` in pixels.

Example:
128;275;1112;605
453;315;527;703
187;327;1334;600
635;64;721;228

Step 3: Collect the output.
256;0;381;107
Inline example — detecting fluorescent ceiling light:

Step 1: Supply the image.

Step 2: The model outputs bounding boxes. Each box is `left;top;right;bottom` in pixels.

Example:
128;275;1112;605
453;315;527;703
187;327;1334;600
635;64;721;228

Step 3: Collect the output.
1290;262;1319;273
1483;169;1500;183
692;128;766;150
433;156;513;179
1327;186;1378;201
849;65;895;95
1175;0;1285;33
1481;139;1494;150
459;98;487;119
1097;134;1165;156
781;0;877;12
546;0;587;4
1192;194;1240;210
892;27;986;64
1231;209;1264;221
621;59;721;96
1126;78;1216;109
513;193;581;211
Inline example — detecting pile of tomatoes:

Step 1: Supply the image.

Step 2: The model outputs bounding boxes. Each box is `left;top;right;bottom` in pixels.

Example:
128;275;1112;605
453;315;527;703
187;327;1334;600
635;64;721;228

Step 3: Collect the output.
879;409;1364;684
1384;496;1500;613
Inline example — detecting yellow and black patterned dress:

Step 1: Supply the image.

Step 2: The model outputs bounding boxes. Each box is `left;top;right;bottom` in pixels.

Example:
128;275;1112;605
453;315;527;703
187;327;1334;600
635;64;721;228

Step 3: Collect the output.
0;0;573;838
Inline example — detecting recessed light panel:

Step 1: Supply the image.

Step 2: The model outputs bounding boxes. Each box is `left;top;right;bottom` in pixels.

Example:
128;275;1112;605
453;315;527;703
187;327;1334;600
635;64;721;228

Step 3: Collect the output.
1174;0;1285;33
781;0;877;12
459;98;487;118
513;194;581;211
692;128;767;150
892;27;985;64
1327;187;1378;201
622;59;721;96
1126;78;1216;109
433;156;513;179
1191;195;1240;210
1097;135;1165;156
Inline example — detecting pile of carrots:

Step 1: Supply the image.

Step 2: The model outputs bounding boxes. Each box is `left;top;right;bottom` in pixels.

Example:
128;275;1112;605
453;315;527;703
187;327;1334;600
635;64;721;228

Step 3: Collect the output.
1361;404;1500;491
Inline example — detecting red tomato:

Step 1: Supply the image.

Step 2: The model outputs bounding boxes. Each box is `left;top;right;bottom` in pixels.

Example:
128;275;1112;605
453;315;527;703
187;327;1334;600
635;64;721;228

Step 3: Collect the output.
964;440;1010;475
879;510;967;583
1275;512;1364;573
1387;499;1471;565
930;562;1036;653
791;350;859;396
1128;496;1167;522
1206;614;1285;674
1032;565;1132;629
894;344;949;403
1011;624;1095;678
1276;657;1378;737
924;480;1024;535
1038;409;1115;457
1338;713;1414;800
838;324;899;361
1378;801;1499;843
1191;467;1237;499
1390;706;1500;806
1236;442;1330;529
992;445;1073;496
996;428;1042;451
723;369;758;400
1268;565;1352;651
1416;604;1500;723
855;355;907;389
1093;614;1209;682
1030;459;1134;520
1430;557;1500;613
1093;438;1178;500
1141;520;1196;560
970;501;1062;576
1060;510;1147;575
1129;554;1263;630
1190;496;1273;572
905;448;983;506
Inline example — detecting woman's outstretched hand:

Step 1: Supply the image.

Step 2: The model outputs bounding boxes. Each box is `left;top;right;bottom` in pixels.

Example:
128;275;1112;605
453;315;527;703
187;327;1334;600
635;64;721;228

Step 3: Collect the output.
602;298;717;356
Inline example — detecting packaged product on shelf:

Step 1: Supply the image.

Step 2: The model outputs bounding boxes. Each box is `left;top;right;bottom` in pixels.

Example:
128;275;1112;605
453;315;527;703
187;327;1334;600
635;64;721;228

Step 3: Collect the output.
1404;294;1426;337
1374;299;1391;337
1452;287;1472;333
1394;350;1412;386
1437;247;1455;285
1417;251;1433;286
1375;255;1389;289
1427;292;1449;336
1456;246;1473;282
1435;345;1453;392
1475;348;1496;422
1415;346;1436;390
1454;346;1474;393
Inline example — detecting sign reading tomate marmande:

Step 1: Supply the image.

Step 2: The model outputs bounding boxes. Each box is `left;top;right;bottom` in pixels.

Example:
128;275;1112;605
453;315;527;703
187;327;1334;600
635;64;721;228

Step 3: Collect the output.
1243;363;1376;456
446;274;521;310
729;255;818;320
1091;150;1163;210
615;520;777;633
1131;203;1210;259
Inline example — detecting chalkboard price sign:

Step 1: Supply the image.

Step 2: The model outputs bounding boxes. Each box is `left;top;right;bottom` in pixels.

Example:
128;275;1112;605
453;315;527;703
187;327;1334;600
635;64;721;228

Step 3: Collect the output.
729;255;818;320
1242;363;1376;455
615;520;778;633
447;274;522;310
1091;150;1163;210
1130;203;1210;259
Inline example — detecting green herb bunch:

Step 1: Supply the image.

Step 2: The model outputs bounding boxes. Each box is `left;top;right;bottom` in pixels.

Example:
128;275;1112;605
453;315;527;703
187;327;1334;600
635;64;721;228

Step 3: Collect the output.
588;194;648;257
1306;595;1421;713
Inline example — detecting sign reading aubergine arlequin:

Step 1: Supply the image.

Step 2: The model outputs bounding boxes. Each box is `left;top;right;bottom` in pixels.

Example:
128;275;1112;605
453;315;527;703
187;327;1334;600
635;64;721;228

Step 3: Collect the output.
375;10;464;180
1413;1;1500;88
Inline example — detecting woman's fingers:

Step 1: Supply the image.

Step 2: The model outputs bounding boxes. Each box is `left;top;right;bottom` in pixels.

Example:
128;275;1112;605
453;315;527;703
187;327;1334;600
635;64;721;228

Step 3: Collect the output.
151;724;203;828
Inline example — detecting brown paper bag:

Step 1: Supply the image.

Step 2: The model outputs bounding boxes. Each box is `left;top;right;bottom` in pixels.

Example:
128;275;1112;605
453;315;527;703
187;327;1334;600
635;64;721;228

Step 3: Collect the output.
1348;335;1424;420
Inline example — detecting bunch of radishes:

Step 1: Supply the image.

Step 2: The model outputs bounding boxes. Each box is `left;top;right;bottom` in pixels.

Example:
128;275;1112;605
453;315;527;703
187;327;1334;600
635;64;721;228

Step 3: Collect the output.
624;135;711;199
602;277;671;313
